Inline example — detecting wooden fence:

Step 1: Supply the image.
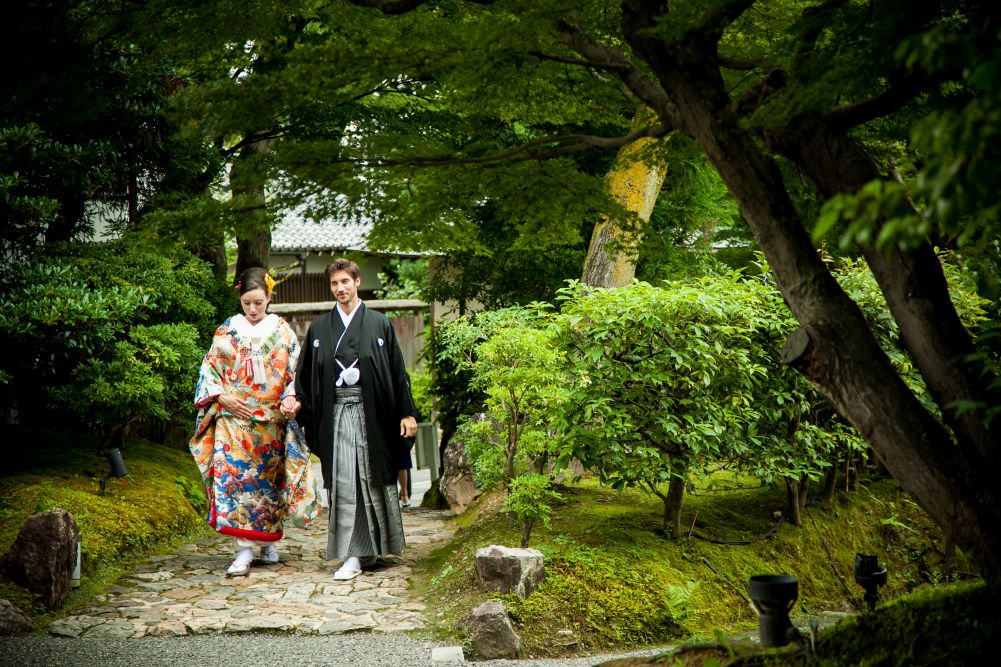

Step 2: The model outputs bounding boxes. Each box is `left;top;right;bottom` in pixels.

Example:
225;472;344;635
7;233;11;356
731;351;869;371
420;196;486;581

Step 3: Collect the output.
269;299;428;370
271;273;378;304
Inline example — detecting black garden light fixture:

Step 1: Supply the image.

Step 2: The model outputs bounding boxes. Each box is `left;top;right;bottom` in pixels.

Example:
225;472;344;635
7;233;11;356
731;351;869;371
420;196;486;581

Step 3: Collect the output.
748;574;799;647
854;553;887;611
99;447;129;494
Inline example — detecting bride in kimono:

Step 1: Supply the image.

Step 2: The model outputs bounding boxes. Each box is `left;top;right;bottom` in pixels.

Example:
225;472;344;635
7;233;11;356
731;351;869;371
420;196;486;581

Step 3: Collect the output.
190;267;305;577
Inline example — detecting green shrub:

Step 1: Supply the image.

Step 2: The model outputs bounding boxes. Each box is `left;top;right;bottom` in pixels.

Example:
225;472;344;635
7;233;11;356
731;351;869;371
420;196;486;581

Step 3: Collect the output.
0;239;225;445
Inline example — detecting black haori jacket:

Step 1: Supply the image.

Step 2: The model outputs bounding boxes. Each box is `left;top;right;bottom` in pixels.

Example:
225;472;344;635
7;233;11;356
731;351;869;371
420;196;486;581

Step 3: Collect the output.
294;302;417;488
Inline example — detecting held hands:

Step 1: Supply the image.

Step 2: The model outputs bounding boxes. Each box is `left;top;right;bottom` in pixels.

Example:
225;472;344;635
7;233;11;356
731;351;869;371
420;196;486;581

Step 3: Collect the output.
400;415;417;439
219;394;300;420
281;396;301;420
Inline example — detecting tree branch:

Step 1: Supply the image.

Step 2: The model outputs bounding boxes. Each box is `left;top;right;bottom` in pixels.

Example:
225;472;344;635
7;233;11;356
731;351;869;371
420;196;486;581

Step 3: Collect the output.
219;129;282;158
695;0;757;39
823;73;927;130
719;54;765;71
346;0;429;14
529;50;631;71
365;124;670;168
347;0;493;13
558;21;677;122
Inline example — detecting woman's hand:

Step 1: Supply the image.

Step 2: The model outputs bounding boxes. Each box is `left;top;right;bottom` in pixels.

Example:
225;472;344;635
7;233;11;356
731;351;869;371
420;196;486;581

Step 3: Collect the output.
281;396;301;420
217;394;254;420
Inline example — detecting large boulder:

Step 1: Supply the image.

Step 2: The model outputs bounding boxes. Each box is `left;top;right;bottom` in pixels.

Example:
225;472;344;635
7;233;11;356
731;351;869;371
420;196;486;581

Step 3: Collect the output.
0;508;79;609
439;416;484;514
0;599;33;636
466;600;521;660
474;544;545;597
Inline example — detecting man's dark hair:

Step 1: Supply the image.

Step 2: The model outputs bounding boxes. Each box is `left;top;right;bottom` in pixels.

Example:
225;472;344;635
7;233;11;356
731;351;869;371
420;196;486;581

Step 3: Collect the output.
325;258;361;280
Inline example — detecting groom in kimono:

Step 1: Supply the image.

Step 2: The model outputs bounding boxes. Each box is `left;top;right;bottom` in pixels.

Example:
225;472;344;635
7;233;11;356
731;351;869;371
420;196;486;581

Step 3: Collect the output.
291;257;418;580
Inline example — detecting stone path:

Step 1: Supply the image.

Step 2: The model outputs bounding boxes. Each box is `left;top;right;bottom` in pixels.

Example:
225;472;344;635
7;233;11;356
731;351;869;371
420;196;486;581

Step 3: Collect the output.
47;504;454;639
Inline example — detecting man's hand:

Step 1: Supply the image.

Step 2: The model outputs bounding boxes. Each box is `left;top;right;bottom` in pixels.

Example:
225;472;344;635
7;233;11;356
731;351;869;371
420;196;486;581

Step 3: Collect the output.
281;396;301;419
400;415;417;438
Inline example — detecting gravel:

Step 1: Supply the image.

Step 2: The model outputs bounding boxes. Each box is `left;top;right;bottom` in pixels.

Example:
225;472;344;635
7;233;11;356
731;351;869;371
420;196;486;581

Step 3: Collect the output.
0;634;672;667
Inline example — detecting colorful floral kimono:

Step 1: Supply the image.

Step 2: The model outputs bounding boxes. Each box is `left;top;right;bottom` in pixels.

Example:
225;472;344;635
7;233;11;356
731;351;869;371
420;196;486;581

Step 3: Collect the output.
189;313;304;543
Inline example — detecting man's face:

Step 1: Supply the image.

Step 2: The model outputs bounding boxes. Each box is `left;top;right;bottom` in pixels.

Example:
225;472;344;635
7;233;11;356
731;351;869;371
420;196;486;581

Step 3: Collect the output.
329;270;361;308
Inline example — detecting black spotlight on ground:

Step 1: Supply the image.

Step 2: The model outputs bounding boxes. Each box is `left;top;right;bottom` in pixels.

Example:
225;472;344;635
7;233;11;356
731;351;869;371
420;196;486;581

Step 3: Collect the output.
854;553;887;611
99;447;129;494
748;574;799;647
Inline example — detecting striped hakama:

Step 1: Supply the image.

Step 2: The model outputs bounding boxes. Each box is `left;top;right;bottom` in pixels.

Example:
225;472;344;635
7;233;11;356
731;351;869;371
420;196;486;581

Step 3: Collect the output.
326;386;406;564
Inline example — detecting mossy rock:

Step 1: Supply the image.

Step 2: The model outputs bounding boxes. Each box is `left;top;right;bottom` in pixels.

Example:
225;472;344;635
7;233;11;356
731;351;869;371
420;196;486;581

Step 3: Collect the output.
420;478;450;510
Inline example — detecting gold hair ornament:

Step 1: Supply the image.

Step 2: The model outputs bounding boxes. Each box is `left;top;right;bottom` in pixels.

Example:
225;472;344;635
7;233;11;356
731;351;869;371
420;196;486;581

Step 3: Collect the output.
264;273;276;295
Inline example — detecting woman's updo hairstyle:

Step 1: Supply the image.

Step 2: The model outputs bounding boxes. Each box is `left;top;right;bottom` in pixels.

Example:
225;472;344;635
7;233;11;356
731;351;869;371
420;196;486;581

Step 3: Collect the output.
237;267;274;296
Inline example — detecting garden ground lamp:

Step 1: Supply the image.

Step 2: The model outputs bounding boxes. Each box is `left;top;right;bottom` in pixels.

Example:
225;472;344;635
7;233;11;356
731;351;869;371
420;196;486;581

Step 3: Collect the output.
748;574;799;647
99;447;129;494
854;553;887;611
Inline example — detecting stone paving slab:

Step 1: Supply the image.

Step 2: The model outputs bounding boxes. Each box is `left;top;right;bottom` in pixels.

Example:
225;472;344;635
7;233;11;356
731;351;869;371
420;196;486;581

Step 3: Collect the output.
47;507;453;638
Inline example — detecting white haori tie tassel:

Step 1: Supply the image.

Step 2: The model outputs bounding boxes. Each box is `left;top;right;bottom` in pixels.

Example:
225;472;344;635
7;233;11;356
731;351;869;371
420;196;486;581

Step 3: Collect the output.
336;359;360;386
251;353;268;386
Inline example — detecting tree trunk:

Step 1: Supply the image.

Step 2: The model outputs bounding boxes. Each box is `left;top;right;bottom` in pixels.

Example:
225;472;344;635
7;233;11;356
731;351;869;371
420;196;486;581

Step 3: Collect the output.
230;139;273;280
44;190;87;244
784;477;802;527
821;461;838;507
784;476;809;526
847;455;860;493
664;472;686;539
581;107;667;287
616;37;1001;579
520;518;534;548
764;113;1001;478
197;235;228;283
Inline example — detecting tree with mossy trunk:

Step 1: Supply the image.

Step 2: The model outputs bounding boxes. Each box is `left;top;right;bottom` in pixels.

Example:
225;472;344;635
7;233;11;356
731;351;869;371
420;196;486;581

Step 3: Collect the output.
581;107;668;288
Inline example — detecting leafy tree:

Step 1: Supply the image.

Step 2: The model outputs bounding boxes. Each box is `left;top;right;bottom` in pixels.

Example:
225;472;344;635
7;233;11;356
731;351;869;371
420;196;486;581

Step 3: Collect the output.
1;0;216;261
504;473;564;548
555;275;815;535
0;240;222;446
435;306;568;545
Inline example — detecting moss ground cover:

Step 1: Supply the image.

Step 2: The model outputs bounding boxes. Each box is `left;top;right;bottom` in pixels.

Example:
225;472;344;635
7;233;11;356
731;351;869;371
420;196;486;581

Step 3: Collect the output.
0;427;210;624
810;582;999;666
411;476;964;658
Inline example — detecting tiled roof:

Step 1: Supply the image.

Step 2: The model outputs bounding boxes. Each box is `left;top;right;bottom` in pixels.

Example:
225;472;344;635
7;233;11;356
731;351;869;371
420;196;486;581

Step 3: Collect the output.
271;209;373;253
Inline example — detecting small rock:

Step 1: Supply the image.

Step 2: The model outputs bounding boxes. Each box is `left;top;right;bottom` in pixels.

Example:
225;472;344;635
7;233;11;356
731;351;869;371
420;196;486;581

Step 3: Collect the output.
146;620;189;637
128;571;173;582
83;619;136;639
0;599;34;636
466;600;521;660
431;646;465;662
474;544;545;597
